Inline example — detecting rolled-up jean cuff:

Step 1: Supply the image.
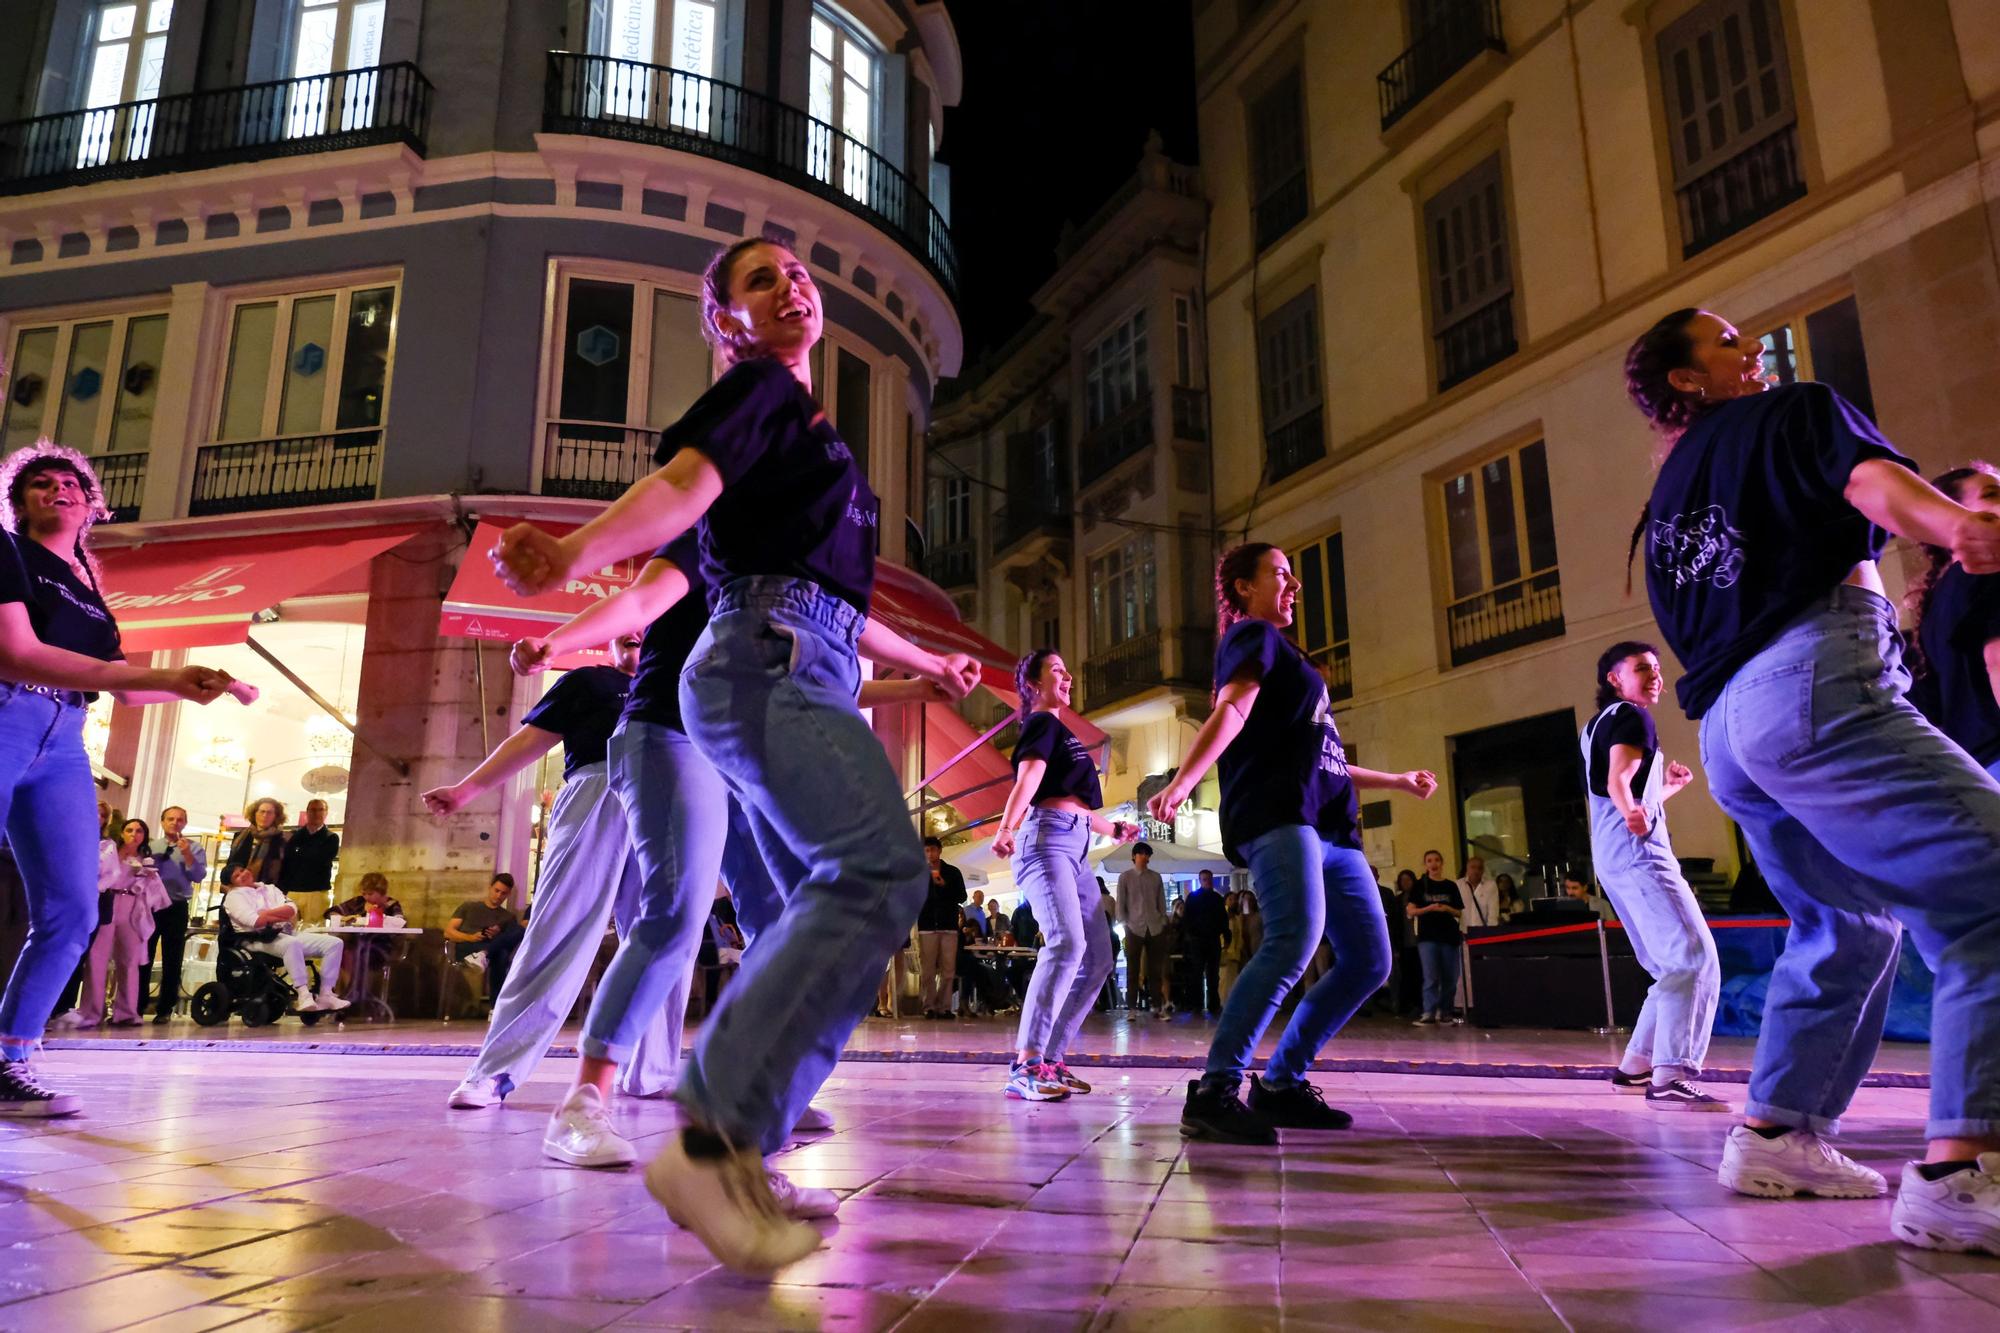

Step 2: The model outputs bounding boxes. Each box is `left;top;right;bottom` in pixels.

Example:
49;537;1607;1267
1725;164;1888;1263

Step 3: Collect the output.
1742;1099;1840;1136
581;1035;625;1063
1927;1117;2000;1140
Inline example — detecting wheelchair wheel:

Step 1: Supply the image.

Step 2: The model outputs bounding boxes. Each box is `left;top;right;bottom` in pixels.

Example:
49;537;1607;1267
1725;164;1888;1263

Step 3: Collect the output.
299;1009;326;1027
239;993;279;1027
189;982;232;1027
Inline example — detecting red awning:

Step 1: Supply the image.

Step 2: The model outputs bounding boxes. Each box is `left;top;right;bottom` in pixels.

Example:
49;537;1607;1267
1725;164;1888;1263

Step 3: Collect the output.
914;701;1013;824
100;524;426;653
438;519;650;668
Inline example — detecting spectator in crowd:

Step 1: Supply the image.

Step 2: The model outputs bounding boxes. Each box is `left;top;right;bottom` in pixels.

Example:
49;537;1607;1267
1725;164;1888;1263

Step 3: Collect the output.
1495;872;1525;921
445;874;527;998
225;797;287;888
1369;868;1411;1017
1096;878;1121;1011
1459;856;1502;930
916;837;964;1019
1564;873;1618;922
328;871;405;997
986;897;1006;937
1182;869;1232;1016
221;867;349;1014
1011;897;1041;949
1218;888;1265;1003
1408;849;1465;1024
964;889;990;938
64;818;169;1027
875;925;912;1019
1389;869;1422;1015
1117;842;1170;1016
140;805;204;1024
278;799;340;902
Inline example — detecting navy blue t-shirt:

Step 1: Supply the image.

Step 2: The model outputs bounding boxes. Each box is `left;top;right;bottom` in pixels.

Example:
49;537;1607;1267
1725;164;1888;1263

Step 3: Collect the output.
0;531;123;697
1585;702;1657;799
523;665;629;780
1212;619;1359;866
621;532;711;734
656;357;880;614
1644;383;1912;719
1917;565;2000;766
1010;710;1102;808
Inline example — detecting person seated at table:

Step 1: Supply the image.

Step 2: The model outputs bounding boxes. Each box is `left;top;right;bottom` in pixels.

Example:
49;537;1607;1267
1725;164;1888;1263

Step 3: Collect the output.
445;874;526;998
1563;873;1618;923
221;867;350;1014
328;872;405;924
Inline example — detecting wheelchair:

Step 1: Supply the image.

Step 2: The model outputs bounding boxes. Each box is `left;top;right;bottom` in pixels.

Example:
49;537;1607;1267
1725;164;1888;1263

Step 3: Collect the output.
189;905;332;1029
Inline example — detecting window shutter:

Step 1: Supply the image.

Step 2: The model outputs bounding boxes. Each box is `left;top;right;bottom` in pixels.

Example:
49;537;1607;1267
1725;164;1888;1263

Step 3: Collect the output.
1248;69;1305;200
1424;153;1511;328
1657;0;1794;186
1257;288;1321;429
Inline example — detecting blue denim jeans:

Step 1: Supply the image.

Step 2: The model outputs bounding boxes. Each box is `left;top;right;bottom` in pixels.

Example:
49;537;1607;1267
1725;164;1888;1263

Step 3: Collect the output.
674;577;927;1155
1204;827;1389;1089
1701;585;2000;1140
1010;808;1112;1062
0;687;100;1061
1417;939;1461;1016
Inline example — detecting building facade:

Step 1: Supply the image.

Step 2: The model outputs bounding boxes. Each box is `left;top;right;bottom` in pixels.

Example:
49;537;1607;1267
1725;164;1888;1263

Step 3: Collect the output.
1193;0;2000;893
0;0;963;925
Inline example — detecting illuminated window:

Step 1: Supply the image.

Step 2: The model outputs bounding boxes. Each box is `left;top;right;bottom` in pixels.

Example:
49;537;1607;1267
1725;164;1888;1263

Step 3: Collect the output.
1291;530;1351;701
76;1;173;165
809;6;880;202
1439;439;1562;667
1755;294;1874;422
1084;309;1149;432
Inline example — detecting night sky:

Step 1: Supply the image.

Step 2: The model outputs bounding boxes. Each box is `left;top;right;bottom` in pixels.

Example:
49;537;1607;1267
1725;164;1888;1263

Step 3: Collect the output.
937;0;1198;373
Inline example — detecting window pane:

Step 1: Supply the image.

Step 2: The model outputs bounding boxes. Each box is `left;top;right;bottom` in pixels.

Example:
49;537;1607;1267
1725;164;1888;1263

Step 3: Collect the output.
2;327;59;454
1296;543;1327;653
219;303;278;440
56;322;115;450
147;0;173;33
1759;324;1799;384
1519;441;1559;574
108;313;168;453
646;290;707;428
811;14;834;57
100;4;138;42
336;286;395;429
347;0;385;69
1482;455;1521;586
1803;295;1876;423
559;280;635;422
293;6;336;78
1444;474;1482;600
607;0;658;61
85;44;130;110
278;295;337;436
1326;531;1349;642
836;347;871;476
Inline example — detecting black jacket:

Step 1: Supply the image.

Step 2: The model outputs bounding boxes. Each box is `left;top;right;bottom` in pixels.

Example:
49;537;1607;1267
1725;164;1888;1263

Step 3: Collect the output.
278;826;340;893
917;860;967;932
1182;887;1231;950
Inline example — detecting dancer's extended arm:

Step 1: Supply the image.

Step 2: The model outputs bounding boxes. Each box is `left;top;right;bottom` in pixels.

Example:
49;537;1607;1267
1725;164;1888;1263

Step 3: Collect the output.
420;725;561;816
492;448;725;594
511;557;692;674
1144;676;1260;826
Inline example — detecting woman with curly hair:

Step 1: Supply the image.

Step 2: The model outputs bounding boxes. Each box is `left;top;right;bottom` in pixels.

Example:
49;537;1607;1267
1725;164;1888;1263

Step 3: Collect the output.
1906;463;2000;779
1624;307;2000;1254
0;443;252;1116
225;796;288;888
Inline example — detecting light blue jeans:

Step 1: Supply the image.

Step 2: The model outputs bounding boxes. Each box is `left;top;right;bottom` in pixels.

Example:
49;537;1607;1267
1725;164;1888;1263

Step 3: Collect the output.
0;687;99;1062
674;577;927;1155
1589;797;1719;1075
1417;939;1461;1016
464;762;679;1098
1701;585;2000;1140
1204;827;1389;1089
1011;808;1112;1062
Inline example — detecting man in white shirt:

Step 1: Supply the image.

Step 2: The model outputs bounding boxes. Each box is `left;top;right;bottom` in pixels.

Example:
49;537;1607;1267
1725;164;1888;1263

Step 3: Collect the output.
1116;844;1171;1016
222;868;351;1013
1459;856;1502;931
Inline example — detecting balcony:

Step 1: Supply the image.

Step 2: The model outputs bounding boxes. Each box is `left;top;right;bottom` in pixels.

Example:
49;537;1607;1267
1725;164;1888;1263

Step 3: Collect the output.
1678;124;1806;258
1306;640;1354;704
1436;293;1517;391
544;53;957;300
1447;567;1564;667
1265;412;1326;484
1253;169;1308;252
97;451;147;524
1378;1;1506;131
1083;626;1212;713
541;421;660;502
923;539;977;591
992;494;1070;562
1077;396;1153;490
0;64;432;197
1170;386;1208;443
188;429;382;517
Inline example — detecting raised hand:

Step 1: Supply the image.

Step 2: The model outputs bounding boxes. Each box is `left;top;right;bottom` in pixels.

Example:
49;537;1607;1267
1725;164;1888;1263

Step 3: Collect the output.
1664;760;1694;792
225;676;259;704
1147;786;1187;827
490;523;574;596
930;652;981;701
1624;807;1652;838
1404;770;1439;799
1951;510;2000;576
510;637;555;676
992;828;1016;859
162;665;230;704
420;785;468;817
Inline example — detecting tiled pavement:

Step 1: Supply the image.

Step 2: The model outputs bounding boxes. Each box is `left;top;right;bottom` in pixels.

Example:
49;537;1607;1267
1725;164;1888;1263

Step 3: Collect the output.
0;1042;1992;1332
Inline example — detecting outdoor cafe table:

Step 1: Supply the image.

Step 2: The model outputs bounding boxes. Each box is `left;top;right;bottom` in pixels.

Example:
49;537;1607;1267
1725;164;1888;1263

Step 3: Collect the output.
323;925;423;1021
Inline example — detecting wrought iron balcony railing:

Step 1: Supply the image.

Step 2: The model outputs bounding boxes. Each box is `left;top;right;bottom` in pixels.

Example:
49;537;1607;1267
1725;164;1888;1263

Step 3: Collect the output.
541;421;661;502
1678;124;1805;258
1447;567;1564;667
544;53;957;300
923;539;977;590
1265;411;1326;484
1378;0;1506;130
1083;626;1211;712
188;429;382;517
992;495;1070;557
1436;292;1518;391
1077;395;1153;489
0;63;432;196
96;451;147;524
1306;640;1354;703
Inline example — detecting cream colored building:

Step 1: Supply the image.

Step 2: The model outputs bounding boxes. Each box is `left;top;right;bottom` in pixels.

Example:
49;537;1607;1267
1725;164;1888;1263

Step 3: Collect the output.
1191;0;2000;894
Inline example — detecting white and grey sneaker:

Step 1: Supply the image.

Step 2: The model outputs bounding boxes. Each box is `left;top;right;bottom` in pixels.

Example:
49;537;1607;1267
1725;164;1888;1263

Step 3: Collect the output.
0;1059;80;1118
645;1130;821;1275
1646;1078;1731;1112
1718;1125;1887;1199
448;1074;504;1109
542;1085;637;1168
766;1168;840;1219
314;993;352;1012
793;1103;835;1133
1891;1155;2000;1256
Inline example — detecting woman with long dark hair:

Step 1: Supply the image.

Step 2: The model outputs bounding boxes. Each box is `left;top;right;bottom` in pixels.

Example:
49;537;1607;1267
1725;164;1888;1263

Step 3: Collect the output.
492;236;979;1274
0;444;249;1115
1149;542;1438;1143
1583;640;1723;1110
990;649;1137;1102
1625;307;2000;1253
1906;464;2000;779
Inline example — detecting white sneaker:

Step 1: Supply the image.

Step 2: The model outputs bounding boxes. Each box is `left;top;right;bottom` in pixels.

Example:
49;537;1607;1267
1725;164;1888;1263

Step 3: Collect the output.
542;1085;637;1168
448;1075;503;1109
793;1103;835;1133
314;993;351;1012
1718;1125;1888;1199
1891;1154;2000;1256
48;1011;91;1030
294;989;323;1013
766;1168;840;1219
644;1130;821;1275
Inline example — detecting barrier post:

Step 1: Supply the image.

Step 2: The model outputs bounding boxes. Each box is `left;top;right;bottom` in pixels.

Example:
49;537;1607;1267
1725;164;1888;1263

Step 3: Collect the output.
1593;918;1618;1035
1459;937;1475;1023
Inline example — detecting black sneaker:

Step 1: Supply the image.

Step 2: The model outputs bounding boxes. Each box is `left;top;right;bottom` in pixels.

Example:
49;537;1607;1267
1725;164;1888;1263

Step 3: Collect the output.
1180;1079;1276;1145
1246;1074;1353;1130
1645;1078;1731;1112
1610;1068;1652;1093
0;1060;80;1118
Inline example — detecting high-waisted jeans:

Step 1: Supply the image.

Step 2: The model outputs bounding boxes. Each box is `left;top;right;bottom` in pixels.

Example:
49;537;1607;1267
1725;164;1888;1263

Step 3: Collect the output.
674;577;927;1155
1010;808;1112;1061
1700;584;2000;1139
1588;795;1719;1076
0;687;99;1061
1204;826;1388;1089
